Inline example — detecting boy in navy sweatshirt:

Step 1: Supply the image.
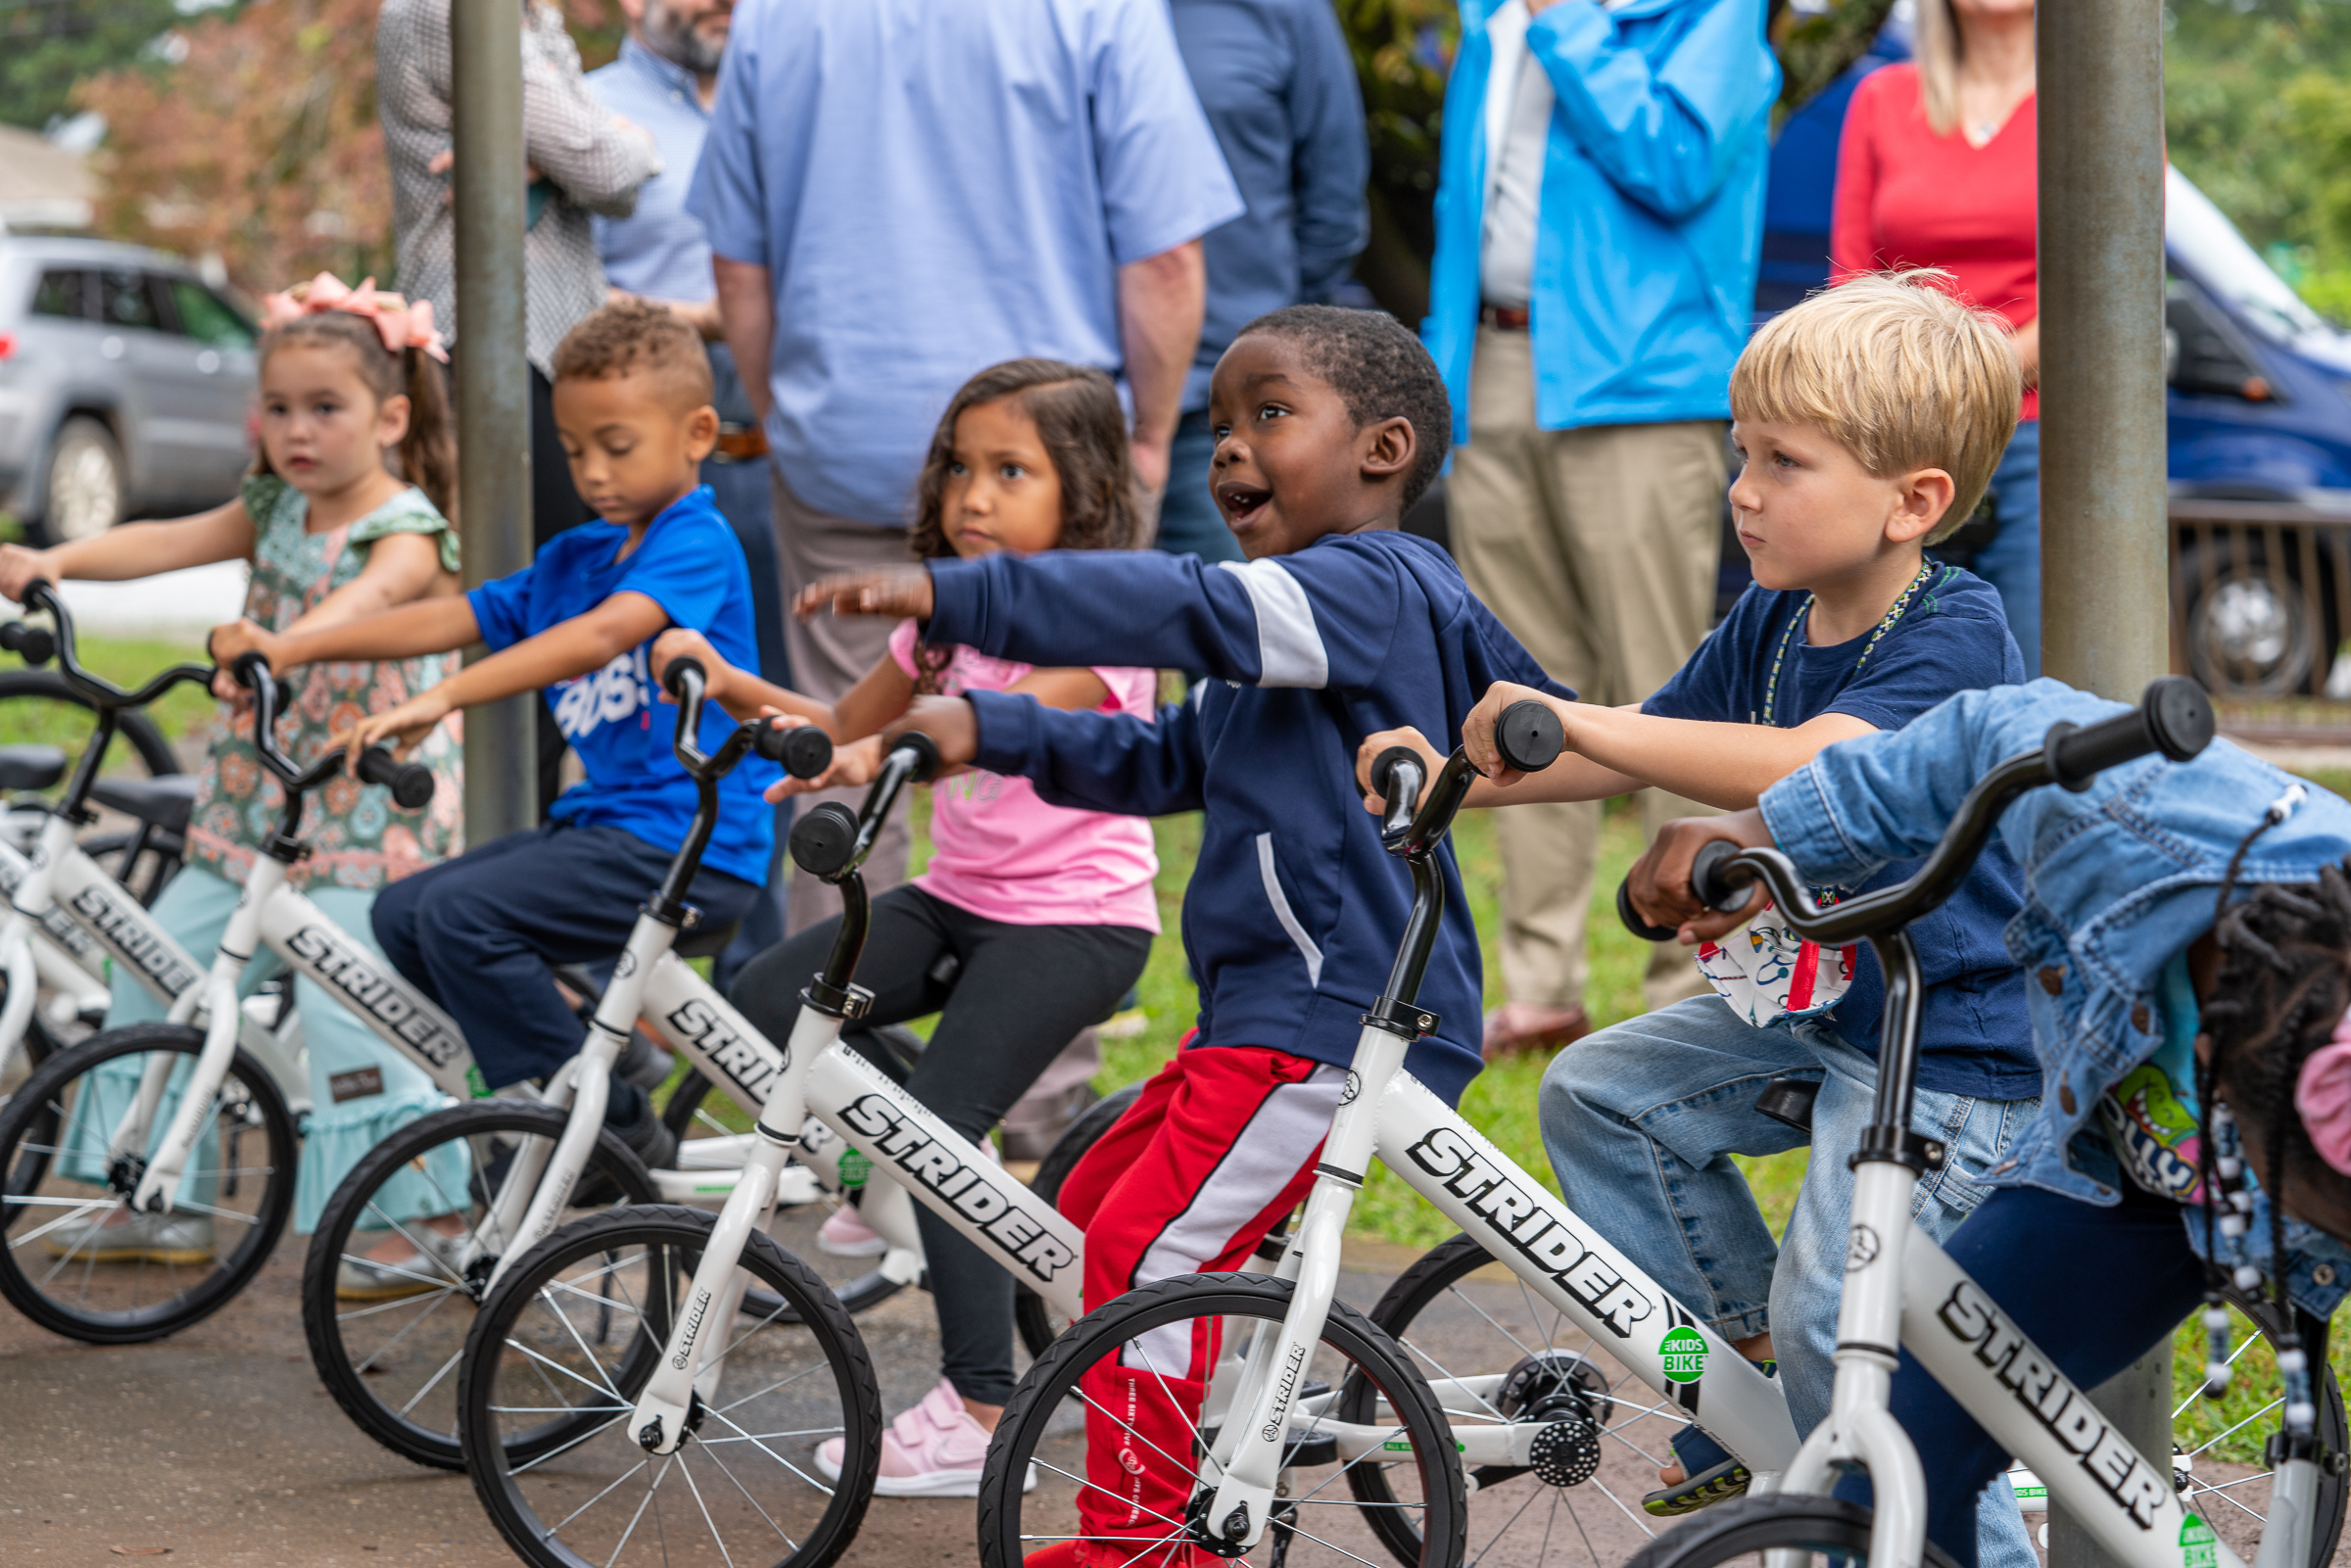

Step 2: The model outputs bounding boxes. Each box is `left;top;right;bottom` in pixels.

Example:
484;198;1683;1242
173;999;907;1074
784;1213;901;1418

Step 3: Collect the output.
796;305;1566;1564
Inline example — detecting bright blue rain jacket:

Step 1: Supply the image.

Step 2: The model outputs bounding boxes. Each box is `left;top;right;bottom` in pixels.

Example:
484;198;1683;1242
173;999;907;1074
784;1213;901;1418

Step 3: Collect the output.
1422;0;1778;441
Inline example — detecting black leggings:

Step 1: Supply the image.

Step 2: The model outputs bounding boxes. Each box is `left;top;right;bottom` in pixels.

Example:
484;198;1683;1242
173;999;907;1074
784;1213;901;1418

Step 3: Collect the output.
731;883;1153;1405
1834;1181;2207;1568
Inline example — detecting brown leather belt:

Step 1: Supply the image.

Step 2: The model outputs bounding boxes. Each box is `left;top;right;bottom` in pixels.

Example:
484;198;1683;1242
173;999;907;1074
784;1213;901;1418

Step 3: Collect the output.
1481;304;1531;331
713;424;769;462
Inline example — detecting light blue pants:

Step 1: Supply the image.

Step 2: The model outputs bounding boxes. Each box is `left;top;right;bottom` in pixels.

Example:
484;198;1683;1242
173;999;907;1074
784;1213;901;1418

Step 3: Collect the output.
1538;994;2039;1568
63;865;463;1233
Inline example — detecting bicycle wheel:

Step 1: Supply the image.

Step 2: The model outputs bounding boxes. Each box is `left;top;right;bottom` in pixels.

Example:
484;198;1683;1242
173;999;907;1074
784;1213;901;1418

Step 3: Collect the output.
2168;1284;2349;1568
459;1204;883;1568
0;668;181;783
0;1022;295;1342
978;1270;1466;1568
1355;1233;1729;1568
1623;1494;1966;1568
301;1099;662;1471
1013;1080;1142;1357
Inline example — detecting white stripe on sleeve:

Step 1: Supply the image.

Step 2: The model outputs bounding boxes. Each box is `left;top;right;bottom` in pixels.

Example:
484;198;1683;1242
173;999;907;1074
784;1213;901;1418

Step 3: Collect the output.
1216;557;1329;689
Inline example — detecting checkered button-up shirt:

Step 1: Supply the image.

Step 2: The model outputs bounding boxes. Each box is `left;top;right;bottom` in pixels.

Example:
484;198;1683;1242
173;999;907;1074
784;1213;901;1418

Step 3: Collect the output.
376;0;661;374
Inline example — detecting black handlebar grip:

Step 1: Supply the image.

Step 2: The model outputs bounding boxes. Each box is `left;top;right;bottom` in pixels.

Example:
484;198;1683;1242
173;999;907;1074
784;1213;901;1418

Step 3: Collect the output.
789;801;860;878
0;622;53;667
892;731;941;784
1368;745;1426;806
661;654;705;701
2046;676;2214;793
1493;700;1565;776
1690;840;1754;913
231;651;272;691
1614;879;1681;942
753;721;837;780
357;746;437;810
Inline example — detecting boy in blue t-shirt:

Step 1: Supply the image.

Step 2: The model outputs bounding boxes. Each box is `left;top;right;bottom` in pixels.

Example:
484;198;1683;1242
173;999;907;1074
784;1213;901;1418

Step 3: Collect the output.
214;301;778;1164
1364;274;2038;1557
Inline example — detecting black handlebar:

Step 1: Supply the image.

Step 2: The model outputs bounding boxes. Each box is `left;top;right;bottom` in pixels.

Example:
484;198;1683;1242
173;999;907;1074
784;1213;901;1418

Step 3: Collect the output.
1614;676;2218;949
0;619;55;667
789;732;937;881
229;654;428;802
6;581;214;712
1367;699;1566;858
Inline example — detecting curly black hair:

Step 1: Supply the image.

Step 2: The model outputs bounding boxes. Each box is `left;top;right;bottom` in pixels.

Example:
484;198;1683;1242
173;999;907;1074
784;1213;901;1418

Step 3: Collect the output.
1231;305;1453;509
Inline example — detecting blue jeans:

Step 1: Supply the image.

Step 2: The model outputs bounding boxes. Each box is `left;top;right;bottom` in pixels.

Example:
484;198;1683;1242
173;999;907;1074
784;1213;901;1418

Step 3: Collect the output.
1155;408;1241;565
1539;994;2039;1568
1964;421;2040;677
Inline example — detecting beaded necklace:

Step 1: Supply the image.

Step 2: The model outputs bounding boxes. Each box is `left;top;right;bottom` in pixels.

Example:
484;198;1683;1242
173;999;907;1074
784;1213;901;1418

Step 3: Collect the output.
1757;561;1939;729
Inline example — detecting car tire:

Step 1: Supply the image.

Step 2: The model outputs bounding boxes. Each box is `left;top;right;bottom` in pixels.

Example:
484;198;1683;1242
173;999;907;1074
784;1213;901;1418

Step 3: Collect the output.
39;417;124;545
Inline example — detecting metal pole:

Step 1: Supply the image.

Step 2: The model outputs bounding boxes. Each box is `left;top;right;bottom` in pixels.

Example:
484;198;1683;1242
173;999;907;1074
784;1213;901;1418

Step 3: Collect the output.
452;0;535;838
2038;1;2171;1564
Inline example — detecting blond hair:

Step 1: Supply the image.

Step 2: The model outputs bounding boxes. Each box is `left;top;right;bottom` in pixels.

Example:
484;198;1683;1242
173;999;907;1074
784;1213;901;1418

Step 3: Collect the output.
1731;270;2021;546
1914;0;1964;138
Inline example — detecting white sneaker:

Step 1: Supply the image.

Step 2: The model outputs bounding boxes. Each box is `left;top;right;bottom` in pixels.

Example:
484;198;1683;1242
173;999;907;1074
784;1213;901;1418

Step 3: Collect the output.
43;1208;216;1264
818;1202;888;1259
336;1226;470;1301
813;1377;1036;1497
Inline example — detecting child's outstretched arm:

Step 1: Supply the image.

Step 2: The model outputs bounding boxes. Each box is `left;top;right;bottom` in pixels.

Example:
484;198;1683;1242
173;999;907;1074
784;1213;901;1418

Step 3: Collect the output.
649;628;840;731
0;500;256;601
873;687;1207;820
1457;681;1879;811
204;532;456;699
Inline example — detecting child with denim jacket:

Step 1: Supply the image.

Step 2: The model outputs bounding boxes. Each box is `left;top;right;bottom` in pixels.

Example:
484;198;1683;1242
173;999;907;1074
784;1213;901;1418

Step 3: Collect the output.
1639;680;2351;1568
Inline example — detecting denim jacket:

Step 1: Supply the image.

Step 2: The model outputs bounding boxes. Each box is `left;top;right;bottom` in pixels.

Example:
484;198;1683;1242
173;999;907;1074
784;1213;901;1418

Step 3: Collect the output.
1760;679;2351;1316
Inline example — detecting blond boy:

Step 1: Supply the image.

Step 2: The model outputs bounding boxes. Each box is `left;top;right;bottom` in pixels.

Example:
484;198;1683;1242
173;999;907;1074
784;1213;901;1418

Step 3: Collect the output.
1365;274;2038;1557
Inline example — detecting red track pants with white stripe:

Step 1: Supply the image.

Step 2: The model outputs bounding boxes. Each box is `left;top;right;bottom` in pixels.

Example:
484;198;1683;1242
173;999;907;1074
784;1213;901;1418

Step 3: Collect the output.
1056;1045;1348;1554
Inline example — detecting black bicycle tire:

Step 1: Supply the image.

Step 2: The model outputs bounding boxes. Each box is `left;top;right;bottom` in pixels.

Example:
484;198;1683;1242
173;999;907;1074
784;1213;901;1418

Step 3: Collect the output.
1011;1080;1143;1358
300;1098;663;1471
0;1022;295;1343
1625;1493;1966;1568
0;668;182;780
976;1269;1467;1568
458;1203;883;1568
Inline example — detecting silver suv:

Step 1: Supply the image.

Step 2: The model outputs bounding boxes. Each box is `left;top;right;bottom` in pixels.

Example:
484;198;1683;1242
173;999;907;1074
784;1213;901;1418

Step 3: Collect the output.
0;235;259;543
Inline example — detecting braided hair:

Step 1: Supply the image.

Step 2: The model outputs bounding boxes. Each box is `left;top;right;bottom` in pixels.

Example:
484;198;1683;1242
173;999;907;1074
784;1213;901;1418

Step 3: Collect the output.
2191;800;2351;1427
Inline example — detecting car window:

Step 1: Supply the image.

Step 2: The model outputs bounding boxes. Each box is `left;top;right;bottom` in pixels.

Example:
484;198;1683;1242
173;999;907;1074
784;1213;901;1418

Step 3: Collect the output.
30;269;89;320
167;278;255;349
96;267;161;331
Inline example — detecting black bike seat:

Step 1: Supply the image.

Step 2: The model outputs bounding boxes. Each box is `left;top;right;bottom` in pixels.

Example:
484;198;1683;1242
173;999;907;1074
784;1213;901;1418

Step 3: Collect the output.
0;744;68;792
89;773;198;833
1755;1075;1821;1134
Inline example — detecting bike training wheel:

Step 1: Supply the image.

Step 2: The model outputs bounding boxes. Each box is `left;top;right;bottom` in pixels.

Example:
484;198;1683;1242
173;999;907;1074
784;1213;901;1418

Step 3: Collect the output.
2168;1283;2349;1568
458;1203;882;1568
300;1099;662;1471
977;1270;1466;1568
1356;1232;1738;1568
0;1021;295;1342
1623;1494;1967;1568
1012;1080;1143;1358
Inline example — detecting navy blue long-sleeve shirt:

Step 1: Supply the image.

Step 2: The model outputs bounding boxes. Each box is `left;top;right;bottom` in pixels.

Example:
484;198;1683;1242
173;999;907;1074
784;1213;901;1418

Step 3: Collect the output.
1172;0;1370;411
925;533;1569;1106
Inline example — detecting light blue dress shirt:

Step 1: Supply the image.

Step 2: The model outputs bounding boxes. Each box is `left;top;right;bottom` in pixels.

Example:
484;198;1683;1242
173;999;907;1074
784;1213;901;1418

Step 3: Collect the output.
585;38;713;303
688;0;1245;525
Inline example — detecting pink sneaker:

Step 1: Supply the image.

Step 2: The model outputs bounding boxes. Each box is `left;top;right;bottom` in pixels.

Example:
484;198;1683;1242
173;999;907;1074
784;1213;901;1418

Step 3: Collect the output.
814;1378;1035;1497
818;1201;887;1259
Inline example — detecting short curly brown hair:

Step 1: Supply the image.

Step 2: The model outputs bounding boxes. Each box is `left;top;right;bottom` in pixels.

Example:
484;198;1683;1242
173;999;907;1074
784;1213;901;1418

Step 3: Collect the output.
550;298;713;410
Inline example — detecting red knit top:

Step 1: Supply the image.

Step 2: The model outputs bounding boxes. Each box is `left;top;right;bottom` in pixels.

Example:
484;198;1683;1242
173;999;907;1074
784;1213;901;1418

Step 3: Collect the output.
1831;63;2039;420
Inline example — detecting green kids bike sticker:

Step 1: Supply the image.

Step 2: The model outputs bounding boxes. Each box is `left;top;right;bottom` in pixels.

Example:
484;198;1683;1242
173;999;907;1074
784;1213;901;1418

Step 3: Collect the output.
466;1064;490;1099
2181;1513;2217;1568
1660;1324;1708;1384
838;1149;871;1189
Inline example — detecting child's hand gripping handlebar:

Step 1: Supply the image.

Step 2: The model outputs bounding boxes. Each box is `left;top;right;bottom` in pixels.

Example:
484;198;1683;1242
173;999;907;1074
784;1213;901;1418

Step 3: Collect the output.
1367;700;1564;858
229;653;436;806
1616;676;2218;947
787;732;938;883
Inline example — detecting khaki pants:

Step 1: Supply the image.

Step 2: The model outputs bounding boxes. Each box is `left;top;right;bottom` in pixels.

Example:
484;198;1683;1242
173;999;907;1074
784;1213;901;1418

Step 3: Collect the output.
769;470;912;934
1451;326;1724;1014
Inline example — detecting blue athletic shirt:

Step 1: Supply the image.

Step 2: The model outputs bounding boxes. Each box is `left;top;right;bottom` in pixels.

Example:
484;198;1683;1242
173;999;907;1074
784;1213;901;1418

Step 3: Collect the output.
467;486;779;884
1644;563;2039;1099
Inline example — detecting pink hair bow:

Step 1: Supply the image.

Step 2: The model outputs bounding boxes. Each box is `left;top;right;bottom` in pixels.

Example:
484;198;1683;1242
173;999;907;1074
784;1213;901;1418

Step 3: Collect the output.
260;272;448;363
2293;1010;2351;1177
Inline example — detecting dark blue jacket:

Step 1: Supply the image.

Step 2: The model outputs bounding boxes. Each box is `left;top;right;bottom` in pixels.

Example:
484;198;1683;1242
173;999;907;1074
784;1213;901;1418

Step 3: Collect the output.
927;532;1569;1105
1170;0;1369;411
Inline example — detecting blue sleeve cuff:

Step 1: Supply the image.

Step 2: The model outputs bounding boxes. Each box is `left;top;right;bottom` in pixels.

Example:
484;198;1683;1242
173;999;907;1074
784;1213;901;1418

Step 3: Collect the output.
966;688;1042;778
924;558;988;651
1759;757;1880;889
466;584;516;653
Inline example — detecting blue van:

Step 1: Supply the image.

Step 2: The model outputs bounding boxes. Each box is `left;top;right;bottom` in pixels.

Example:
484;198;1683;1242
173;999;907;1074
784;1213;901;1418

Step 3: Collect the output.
1760;25;2351;696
